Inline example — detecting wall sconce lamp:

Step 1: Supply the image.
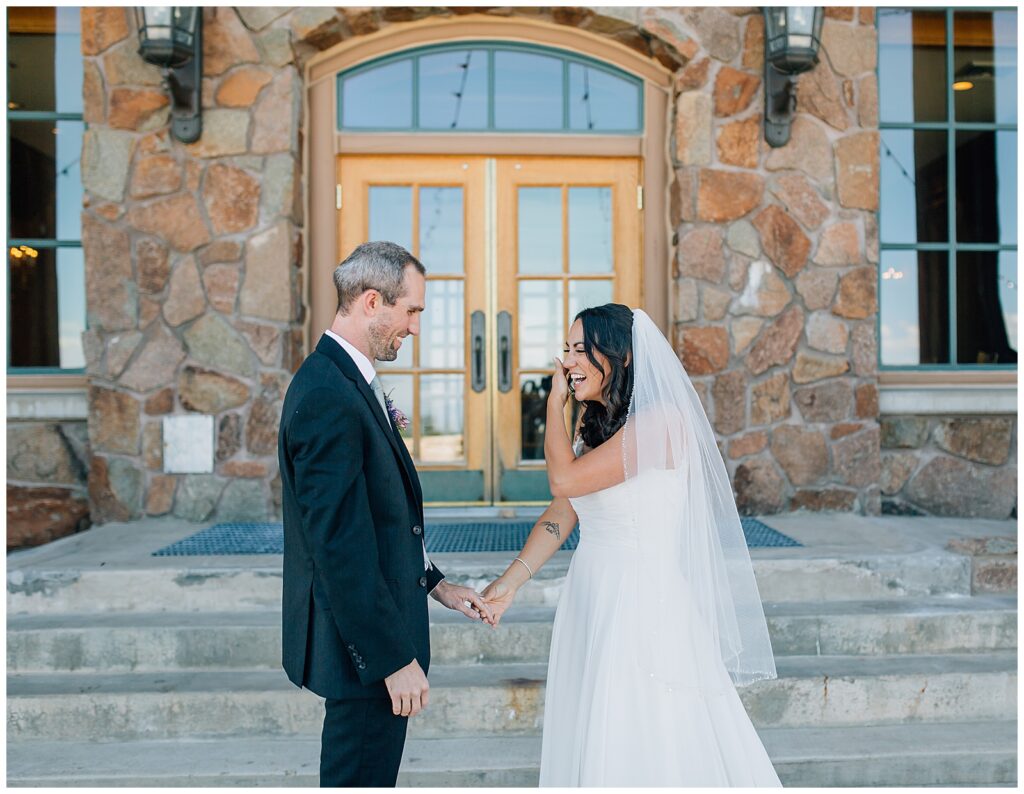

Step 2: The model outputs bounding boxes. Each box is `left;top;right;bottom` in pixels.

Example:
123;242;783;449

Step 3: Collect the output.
763;7;824;148
135;7;202;143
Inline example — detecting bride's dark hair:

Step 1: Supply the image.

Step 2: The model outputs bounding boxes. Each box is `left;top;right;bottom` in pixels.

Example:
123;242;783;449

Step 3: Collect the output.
573;303;634;449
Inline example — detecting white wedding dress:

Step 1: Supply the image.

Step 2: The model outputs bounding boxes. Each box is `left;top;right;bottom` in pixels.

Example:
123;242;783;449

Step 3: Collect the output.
538;444;782;787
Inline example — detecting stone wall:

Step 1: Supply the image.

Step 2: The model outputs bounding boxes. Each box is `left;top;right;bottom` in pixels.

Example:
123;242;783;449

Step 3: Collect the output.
77;6;694;524
667;7;882;514
80;7;306;523
75;5;1010;523
881;415;1017;520
7;421;91;550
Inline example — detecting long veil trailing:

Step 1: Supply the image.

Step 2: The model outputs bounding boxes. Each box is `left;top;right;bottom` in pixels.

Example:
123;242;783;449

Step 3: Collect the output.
623;309;776;688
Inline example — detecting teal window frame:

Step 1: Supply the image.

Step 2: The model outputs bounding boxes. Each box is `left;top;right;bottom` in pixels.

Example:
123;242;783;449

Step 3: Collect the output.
877;6;1017;371
337;41;644;135
7;109;86;375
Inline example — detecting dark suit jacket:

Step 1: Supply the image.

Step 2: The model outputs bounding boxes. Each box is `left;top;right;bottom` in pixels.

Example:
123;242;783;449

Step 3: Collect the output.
279;334;445;700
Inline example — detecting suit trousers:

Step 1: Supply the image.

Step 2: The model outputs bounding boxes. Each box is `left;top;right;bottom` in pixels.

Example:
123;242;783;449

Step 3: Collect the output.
320;697;409;787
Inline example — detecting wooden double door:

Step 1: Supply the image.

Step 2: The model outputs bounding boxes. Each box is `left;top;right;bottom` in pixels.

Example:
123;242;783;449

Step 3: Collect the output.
334;155;641;504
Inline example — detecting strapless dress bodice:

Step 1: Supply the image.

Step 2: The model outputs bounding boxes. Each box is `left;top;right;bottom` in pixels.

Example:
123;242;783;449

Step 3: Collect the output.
568;436;680;550
568;477;642;549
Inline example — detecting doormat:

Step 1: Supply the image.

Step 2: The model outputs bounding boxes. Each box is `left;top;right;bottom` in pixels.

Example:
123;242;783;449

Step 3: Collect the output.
152;518;799;556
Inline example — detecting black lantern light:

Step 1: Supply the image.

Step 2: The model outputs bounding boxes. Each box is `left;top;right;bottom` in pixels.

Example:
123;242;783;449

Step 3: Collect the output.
135;7;202;143
762;7;824;147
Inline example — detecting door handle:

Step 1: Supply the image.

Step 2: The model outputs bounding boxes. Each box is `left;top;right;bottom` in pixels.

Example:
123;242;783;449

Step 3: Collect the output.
470;311;486;393
497;311;512;393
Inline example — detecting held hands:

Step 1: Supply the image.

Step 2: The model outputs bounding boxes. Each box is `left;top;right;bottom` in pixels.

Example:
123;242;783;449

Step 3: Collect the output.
480;577;518;627
384;580;494;720
550;357;571;407
384;658;429;717
430;579;496;626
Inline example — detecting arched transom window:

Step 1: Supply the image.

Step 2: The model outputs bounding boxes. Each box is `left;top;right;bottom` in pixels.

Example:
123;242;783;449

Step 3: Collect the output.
337;42;644;133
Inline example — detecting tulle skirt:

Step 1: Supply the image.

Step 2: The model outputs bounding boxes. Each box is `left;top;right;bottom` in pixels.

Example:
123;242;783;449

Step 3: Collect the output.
539;536;782;787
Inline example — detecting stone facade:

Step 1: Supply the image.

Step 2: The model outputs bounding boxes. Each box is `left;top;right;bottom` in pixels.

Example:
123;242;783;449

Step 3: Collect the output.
74;4;697;524
7;421;91;550
14;5;1007;535
668;7;883;514
80;7;307;523
881;415;1018;520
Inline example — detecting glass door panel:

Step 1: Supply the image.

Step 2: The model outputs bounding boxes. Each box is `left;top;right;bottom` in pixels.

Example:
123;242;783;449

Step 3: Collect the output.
419;186;465;271
518;280;564;368
568;187;614;273
517;187;562;274
569;279;614;320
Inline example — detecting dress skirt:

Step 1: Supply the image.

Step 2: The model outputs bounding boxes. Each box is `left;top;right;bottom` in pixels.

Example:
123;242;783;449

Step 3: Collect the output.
539;534;782;787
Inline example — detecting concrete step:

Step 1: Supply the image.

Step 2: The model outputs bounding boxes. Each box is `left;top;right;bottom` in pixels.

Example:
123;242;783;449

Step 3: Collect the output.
6;721;1017;787
769;721;1017;787
7;595;1017;673
447;548;977;603
7;548;974;616
762;594;1017;657
7;652;1016;741
4;736;536;788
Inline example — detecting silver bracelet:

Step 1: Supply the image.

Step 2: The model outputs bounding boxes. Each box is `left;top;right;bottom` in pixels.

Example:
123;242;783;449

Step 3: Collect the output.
513;556;534;579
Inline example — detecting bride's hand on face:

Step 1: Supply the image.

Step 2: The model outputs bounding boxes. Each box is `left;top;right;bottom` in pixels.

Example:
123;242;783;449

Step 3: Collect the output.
480;578;517;627
550;357;571;407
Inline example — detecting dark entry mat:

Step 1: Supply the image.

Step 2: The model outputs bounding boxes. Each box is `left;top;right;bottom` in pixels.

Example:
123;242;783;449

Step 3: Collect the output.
152;518;800;556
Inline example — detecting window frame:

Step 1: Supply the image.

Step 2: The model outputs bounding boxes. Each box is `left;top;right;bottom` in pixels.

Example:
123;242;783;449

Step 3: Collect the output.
7;14;87;377
876;6;1017;372
336;40;645;135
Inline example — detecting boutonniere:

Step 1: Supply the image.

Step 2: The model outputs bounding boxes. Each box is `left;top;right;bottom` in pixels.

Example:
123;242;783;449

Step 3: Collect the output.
383;390;410;430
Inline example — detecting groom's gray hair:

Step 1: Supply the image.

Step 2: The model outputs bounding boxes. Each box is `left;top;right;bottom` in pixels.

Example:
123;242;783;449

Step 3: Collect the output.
333;241;426;315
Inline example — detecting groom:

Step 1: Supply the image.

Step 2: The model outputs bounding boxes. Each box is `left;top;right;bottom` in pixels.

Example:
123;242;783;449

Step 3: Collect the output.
279;241;493;787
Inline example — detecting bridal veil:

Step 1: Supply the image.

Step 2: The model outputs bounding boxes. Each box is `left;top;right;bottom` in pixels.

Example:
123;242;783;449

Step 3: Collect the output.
623;308;776;688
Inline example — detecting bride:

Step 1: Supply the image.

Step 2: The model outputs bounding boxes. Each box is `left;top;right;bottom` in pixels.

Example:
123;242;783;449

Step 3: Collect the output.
482;304;782;787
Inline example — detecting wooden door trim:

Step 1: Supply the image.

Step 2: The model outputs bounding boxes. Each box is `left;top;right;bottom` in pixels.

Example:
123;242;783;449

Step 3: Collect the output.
303;17;672;354
306;14;673;88
336;133;644;157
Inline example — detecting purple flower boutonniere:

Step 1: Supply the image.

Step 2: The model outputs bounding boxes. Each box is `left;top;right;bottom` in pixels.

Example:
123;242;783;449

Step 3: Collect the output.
383;391;410;430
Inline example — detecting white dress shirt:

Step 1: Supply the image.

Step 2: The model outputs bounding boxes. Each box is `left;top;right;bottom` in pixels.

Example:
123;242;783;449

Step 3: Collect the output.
325;329;375;385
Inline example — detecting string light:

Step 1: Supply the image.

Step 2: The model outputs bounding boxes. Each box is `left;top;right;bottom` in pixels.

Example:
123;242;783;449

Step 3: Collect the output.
880;136;916;188
9;245;38;260
881;266;904;280
582;67;594;130
449;51;472;130
9;245;39;285
58;157;79;178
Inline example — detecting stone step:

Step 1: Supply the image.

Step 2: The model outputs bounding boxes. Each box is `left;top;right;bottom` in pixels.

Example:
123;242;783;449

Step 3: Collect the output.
762;594;1017;657
5;722;1017;787
449;549;976;603
7;595;1017;673
7;548;974;616
7;652;1016;741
